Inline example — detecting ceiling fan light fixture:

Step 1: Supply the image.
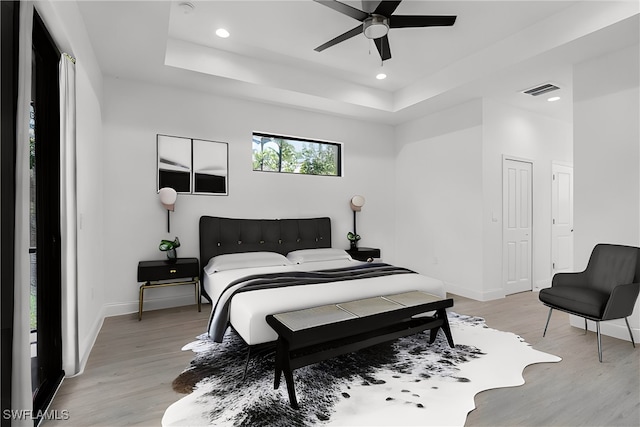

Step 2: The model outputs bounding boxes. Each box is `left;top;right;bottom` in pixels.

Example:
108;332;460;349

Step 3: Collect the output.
363;15;389;39
376;72;387;80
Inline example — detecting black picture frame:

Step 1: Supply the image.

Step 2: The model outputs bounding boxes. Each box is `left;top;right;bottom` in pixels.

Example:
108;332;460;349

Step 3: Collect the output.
157;134;228;195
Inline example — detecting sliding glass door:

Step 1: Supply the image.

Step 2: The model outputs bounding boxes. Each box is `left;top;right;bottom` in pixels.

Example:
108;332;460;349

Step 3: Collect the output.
31;10;64;418
2;8;64;423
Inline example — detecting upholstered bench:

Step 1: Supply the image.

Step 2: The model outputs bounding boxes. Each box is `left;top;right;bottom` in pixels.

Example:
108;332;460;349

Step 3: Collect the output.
265;291;454;408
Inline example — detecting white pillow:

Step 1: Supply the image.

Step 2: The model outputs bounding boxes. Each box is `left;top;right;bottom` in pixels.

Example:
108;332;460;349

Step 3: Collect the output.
204;251;291;274
286;248;353;264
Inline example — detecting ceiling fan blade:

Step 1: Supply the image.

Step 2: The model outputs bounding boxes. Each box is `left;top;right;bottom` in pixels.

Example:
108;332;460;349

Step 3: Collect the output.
374;1;403;17
361;1;382;13
314;25;364;52
374;35;392;61
313;0;368;21
390;15;457;28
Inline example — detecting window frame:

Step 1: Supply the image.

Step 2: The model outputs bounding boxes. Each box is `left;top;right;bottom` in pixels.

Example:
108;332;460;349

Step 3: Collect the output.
252;132;343;177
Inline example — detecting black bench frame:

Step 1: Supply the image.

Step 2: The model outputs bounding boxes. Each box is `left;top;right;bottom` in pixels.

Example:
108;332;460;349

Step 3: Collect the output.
266;297;454;408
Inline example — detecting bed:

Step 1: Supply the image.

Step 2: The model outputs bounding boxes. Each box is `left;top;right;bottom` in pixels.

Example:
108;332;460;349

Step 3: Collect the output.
199;216;446;346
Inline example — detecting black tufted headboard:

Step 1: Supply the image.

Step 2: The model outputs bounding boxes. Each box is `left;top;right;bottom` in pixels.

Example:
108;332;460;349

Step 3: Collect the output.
199;216;332;279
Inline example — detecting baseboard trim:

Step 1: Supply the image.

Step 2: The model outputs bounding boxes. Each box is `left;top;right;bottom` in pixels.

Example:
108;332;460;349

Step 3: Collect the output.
570;315;640;342
103;294;200;318
71;305;106;377
445;282;505;302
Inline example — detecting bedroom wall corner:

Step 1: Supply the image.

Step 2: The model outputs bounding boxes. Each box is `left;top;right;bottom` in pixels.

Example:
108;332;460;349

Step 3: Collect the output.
481;98;573;300
394;97;573;302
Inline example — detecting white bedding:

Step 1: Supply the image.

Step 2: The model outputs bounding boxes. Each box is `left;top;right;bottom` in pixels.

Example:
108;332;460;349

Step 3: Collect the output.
203;259;446;346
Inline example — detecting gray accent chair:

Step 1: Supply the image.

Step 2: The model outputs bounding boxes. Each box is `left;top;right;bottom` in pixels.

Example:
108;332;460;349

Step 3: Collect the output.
539;243;640;362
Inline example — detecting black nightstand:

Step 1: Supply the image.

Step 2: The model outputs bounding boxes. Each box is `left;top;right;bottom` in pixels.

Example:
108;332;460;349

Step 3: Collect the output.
347;247;381;262
137;257;200;320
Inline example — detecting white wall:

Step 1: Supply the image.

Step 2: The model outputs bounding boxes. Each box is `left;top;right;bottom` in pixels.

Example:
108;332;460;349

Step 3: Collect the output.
74;62;105;369
101;76;396;315
573;44;640;341
482;99;573;298
36;0;105;373
395;100;485;298
395;98;572;300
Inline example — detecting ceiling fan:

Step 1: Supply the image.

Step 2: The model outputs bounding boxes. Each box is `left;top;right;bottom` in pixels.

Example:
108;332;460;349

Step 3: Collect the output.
313;0;457;61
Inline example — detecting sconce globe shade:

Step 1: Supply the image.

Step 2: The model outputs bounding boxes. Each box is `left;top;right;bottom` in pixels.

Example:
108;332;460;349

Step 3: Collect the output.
159;187;177;211
350;195;365;212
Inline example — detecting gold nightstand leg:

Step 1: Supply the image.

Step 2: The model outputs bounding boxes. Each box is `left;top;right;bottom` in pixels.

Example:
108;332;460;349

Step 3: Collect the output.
196;279;201;312
138;283;146;321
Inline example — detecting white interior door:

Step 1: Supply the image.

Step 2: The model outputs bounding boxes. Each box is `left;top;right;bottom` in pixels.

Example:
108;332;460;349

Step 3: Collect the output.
551;163;574;275
503;158;533;295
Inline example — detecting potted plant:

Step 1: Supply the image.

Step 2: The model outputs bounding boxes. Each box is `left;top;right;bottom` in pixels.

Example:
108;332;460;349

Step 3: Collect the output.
159;237;181;262
347;231;361;249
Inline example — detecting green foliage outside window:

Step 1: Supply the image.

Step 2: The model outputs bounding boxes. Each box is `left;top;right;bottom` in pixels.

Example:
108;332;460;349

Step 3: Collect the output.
252;133;341;176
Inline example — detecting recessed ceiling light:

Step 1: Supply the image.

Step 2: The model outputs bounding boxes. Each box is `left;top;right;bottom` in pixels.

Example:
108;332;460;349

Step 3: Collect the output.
547;96;561;102
376;73;387;80
216;28;230;38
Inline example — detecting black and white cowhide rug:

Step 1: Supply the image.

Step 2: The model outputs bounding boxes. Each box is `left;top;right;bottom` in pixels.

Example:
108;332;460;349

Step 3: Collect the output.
162;313;560;426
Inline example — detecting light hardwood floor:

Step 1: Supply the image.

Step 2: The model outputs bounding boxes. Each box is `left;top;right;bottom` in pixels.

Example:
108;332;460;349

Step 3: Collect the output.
45;292;639;426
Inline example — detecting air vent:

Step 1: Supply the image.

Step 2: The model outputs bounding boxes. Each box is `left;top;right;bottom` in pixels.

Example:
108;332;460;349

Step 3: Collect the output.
522;83;560;96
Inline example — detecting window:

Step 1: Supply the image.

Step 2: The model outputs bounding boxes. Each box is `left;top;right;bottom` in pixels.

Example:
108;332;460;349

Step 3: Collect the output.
252;132;341;176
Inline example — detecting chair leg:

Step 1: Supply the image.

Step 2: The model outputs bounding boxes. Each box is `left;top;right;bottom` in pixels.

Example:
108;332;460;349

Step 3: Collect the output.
584;318;588;335
543;308;553;337
596;321;602;363
624;317;636;348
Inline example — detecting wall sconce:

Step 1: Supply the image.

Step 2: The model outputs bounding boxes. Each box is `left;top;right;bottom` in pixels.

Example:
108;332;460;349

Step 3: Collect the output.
159;187;177;233
349;195;365;249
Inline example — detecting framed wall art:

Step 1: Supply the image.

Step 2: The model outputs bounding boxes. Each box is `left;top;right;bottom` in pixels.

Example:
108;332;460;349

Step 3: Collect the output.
157;134;228;195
